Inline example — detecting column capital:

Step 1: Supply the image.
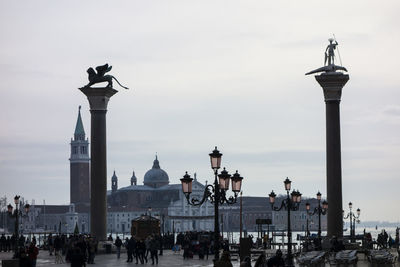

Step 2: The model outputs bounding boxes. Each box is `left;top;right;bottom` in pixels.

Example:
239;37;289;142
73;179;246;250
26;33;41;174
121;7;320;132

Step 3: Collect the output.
315;73;349;102
79;86;118;111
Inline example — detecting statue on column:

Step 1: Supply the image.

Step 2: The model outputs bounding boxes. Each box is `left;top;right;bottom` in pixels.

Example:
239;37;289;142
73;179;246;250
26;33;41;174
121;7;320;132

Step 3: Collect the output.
306;38;347;75
81;63;129;89
325;38;338;66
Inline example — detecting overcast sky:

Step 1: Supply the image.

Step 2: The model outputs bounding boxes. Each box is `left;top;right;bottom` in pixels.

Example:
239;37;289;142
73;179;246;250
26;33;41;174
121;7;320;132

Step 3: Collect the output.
1;1;399;222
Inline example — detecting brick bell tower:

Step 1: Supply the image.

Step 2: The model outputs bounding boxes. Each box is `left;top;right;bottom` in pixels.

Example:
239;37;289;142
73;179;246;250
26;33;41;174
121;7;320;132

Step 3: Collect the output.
70;106;90;207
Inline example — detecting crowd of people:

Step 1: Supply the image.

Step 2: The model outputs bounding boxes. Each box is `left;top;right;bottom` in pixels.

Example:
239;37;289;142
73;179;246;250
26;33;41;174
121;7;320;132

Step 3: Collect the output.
116;235;160;264
0;233;99;267
1;228;399;267
0;234;39;267
45;233;99;266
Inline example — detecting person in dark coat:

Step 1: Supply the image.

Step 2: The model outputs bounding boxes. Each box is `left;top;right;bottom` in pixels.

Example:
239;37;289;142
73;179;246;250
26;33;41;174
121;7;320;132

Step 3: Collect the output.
150;236;159;265
136;239;146;264
6;236;11;251
127;237;135;262
47;234;54;255
0;234;6;252
27;242;39;267
70;247;85;267
214;251;233;267
114;236;122;259
267;249;285;267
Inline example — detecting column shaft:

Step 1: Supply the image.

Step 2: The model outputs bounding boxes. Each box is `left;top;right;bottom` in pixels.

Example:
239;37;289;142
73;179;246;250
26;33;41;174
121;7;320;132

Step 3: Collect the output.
325;100;343;237
90;110;107;240
79;86;117;241
315;73;349;239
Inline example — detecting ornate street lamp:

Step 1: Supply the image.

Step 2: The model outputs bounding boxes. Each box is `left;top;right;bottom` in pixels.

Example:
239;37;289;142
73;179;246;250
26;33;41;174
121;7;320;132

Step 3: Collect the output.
180;147;243;261
305;191;328;240
8;195;30;259
343;202;361;242
269;178;301;267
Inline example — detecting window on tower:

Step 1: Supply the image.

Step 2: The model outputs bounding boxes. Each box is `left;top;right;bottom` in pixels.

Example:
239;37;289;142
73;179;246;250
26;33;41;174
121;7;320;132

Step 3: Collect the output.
80;146;86;154
72;146;78;154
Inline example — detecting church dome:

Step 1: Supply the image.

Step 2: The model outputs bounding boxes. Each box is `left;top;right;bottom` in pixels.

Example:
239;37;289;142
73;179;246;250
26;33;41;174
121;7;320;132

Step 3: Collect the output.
143;156;169;188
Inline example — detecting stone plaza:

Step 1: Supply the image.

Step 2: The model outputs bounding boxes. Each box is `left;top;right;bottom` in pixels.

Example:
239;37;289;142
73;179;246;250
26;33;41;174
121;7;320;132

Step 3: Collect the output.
1;249;399;267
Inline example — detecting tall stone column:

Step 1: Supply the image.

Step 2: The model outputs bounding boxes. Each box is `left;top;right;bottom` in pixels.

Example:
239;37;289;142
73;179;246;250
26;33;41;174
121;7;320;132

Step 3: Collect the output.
315;73;349;238
79;87;117;240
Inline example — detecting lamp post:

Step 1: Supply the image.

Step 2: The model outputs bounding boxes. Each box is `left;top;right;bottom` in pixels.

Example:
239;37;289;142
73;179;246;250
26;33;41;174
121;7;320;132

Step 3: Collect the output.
269;178;302;267
180;146;243;261
7;195;30;259
305;191;328;239
343;202;360;242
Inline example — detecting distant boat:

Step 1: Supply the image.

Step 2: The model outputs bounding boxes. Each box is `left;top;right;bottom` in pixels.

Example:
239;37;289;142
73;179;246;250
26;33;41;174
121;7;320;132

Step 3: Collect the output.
343;228;348;232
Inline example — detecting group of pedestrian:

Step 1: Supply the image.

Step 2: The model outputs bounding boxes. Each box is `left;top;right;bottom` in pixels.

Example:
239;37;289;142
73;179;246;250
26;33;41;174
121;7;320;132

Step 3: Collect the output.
45;234;98;266
176;231;212;260
0;234;39;267
0;233;13;251
121;234;160;265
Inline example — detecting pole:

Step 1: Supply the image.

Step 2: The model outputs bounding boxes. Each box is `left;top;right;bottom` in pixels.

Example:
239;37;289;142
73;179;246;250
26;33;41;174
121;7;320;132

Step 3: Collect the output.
221;214;224;240
349;212;353;242
318;201;322;239
14;205;19;259
213;169;220;261
239;191;243;239
286;192;292;266
306;217;309;238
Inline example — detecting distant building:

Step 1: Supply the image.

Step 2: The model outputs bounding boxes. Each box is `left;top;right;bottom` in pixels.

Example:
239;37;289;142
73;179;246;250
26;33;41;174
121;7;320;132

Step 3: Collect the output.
10;107;326;236
107;157;214;234
69;106;90;213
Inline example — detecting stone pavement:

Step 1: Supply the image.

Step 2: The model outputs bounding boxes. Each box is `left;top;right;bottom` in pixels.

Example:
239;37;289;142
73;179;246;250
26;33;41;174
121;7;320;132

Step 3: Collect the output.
1;250;217;267
1;250;399;266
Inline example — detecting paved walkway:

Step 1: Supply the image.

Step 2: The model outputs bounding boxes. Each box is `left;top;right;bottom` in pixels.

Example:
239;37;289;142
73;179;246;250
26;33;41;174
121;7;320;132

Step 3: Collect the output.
1;250;399;266
1;251;217;267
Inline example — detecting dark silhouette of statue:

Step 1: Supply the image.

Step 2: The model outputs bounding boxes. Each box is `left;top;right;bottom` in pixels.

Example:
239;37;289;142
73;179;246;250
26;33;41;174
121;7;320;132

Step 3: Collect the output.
82;63;129;89
325;38;338;66
306;38;347;75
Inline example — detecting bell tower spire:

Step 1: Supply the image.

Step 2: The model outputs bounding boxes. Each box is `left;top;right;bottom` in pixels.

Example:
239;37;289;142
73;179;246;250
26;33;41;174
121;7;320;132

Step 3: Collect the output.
70;106;90;206
74;106;86;141
111;170;118;192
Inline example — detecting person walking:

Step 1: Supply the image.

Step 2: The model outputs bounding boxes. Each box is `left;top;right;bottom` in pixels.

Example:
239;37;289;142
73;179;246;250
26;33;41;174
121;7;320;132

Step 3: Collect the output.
254;251;267;267
114;236;122;259
0;234;6;252
127;236;135;263
6;236;11;251
145;236;151;262
87;237;96;264
215;251;233;267
48;234;54;256
136;239;146;264
124;238;130;262
27;242;39;267
70;247;85;267
149;236;159;265
267;250;284;267
54;235;63;264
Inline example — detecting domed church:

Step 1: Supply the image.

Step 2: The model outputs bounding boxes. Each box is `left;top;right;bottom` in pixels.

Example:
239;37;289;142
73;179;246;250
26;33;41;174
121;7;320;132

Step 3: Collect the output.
106;156;214;234
143;156;169;188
